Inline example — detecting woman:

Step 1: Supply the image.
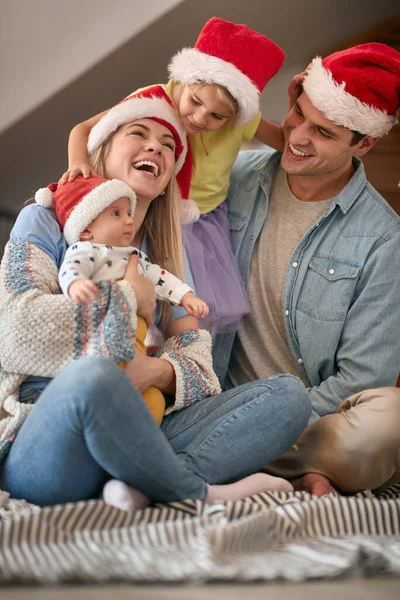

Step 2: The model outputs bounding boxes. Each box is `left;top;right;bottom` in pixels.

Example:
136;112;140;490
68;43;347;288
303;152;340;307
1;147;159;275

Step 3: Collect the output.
0;94;311;510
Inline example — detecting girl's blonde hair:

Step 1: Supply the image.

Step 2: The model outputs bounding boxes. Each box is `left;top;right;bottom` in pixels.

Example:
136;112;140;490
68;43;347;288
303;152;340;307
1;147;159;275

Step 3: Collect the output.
90;128;184;330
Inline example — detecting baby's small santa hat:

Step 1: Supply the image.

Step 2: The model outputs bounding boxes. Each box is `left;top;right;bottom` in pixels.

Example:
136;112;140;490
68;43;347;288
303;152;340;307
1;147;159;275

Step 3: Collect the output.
168;16;286;125
87;85;199;224
35;175;136;246
303;42;400;138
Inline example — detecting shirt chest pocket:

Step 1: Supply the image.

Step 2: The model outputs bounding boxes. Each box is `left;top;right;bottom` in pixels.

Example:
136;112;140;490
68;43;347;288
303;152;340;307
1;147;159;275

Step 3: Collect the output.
229;210;248;252
297;255;361;322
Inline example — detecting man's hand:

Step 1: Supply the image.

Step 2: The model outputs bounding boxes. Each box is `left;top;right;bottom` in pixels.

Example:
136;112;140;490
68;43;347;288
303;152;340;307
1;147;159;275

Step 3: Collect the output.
58;163;96;185
124;254;157;326
69;279;98;304
180;292;209;318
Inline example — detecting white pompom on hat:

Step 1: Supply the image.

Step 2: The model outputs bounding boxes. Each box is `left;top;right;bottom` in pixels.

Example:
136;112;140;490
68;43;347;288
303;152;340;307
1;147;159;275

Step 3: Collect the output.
35;175;136;246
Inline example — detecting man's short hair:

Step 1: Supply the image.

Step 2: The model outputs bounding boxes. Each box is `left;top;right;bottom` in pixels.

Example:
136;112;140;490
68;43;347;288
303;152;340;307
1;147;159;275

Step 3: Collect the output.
350;130;365;146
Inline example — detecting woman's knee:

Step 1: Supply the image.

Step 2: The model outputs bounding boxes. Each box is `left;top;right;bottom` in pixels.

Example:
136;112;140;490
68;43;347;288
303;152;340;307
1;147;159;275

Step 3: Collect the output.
248;375;311;438
262;374;311;425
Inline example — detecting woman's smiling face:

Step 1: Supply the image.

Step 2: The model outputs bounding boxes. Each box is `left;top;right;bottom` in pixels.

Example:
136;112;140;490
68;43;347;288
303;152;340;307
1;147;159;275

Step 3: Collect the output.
104;118;177;202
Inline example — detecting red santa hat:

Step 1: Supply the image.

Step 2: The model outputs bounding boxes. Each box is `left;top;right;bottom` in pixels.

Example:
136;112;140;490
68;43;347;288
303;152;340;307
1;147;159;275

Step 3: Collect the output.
87;85;199;224
303;43;400;138
35;175;136;246
168;17;286;125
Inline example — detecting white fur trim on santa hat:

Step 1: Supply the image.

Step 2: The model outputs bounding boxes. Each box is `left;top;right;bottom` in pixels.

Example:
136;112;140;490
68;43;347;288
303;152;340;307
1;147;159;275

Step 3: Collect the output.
168;48;259;125
35;187;54;208
303;57;397;138
88;96;188;174
64;179;136;246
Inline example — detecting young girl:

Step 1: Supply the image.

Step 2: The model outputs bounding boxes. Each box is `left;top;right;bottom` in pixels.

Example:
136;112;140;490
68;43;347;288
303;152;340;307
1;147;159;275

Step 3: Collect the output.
60;17;287;332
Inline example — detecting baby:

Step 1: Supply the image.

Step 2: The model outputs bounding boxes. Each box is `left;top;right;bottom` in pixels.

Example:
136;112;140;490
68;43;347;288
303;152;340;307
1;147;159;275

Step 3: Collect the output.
35;175;208;424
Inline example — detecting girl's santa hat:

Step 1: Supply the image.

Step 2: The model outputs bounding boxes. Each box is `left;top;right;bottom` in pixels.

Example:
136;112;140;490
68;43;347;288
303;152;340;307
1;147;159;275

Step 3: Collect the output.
168;17;286;125
303;42;400;138
87;86;199;224
35;175;136;246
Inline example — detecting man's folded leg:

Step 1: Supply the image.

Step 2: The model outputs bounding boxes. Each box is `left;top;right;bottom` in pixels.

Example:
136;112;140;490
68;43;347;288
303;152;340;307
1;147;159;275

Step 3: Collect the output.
264;387;400;494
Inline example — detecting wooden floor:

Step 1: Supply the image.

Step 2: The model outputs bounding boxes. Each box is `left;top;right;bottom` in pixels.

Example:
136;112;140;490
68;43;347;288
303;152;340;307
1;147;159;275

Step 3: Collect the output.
1;578;399;600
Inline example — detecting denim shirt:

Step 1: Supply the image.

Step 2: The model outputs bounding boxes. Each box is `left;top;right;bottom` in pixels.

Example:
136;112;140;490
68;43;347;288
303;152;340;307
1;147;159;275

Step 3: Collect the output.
213;150;400;416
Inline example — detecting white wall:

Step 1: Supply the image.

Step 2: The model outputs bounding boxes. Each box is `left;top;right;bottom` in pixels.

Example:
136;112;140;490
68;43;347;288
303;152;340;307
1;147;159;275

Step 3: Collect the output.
0;0;184;132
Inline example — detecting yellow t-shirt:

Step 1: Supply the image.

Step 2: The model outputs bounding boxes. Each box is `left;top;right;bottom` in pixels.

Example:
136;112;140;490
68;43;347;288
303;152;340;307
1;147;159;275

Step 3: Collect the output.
127;81;262;214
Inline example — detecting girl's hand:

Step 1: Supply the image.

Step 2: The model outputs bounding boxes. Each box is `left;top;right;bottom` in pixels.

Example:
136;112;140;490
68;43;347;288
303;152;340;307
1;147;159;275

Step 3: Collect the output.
180;292;209;318
69;279;98;304
288;68;309;109
58;163;96;185
124;349;174;394
124;255;157;326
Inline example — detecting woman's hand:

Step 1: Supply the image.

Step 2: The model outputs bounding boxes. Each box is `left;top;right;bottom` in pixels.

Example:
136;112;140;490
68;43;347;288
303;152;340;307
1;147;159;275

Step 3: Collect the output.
124;349;175;394
124;255;157;326
58;162;96;185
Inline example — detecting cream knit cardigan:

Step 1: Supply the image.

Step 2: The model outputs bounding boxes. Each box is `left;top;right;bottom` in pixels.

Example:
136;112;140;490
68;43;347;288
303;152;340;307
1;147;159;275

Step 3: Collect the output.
0;238;220;463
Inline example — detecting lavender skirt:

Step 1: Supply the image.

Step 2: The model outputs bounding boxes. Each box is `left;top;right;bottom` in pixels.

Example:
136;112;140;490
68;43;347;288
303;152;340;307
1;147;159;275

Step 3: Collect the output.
183;202;250;333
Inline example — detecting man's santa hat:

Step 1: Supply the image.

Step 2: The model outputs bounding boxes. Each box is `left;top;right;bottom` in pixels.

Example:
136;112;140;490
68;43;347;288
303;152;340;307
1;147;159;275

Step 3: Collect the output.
303;42;400;138
168;17;286;125
87;86;199;224
35;175;136;246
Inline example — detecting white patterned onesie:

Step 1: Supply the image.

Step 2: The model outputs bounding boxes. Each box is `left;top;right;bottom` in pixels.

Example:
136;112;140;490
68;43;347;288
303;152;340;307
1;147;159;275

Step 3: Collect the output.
59;242;193;305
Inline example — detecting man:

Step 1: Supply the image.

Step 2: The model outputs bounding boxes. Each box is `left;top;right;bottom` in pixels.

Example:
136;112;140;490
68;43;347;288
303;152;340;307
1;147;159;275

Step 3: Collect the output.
213;42;400;495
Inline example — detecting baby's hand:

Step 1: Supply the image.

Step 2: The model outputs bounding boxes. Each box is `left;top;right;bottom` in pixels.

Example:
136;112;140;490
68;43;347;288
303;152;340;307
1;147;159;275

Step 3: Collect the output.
58;163;96;185
181;292;209;318
288;68;309;109
69;279;98;304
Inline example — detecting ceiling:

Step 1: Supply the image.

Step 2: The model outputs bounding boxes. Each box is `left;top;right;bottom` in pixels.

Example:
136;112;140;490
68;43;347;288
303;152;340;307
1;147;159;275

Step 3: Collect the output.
1;0;398;215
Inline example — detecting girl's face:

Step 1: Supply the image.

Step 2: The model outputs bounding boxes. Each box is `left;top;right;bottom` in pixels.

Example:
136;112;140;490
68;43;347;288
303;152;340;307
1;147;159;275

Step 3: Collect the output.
105;118;177;203
178;84;233;134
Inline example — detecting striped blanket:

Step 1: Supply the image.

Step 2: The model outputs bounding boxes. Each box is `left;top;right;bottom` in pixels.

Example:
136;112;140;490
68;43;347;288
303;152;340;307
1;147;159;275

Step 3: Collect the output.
1;485;399;584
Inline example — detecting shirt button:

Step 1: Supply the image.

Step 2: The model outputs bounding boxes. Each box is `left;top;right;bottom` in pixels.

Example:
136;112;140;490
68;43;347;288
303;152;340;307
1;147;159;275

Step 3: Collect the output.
284;310;289;316
292;261;298;268
297;358;303;364
329;268;335;274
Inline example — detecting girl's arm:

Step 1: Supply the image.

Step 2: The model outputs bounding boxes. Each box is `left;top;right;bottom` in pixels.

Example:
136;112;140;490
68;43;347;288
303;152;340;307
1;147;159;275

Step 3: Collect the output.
254;119;285;151
59;109;109;185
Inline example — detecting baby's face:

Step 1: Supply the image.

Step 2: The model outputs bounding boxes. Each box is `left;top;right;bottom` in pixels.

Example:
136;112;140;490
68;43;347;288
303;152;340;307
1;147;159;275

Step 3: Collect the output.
83;197;135;247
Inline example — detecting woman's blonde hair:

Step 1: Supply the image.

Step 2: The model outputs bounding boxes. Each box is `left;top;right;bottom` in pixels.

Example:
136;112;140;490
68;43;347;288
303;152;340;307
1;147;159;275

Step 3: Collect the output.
90;128;185;330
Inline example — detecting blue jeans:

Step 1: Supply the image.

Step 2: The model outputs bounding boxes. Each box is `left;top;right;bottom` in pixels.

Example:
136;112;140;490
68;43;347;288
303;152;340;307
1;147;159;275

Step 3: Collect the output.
0;357;311;506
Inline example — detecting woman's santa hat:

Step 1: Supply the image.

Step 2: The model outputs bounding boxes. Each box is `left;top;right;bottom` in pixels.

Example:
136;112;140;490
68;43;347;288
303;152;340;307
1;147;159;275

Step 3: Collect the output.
303;42;400;138
168;17;286;125
35;175;136;246
87;85;199;224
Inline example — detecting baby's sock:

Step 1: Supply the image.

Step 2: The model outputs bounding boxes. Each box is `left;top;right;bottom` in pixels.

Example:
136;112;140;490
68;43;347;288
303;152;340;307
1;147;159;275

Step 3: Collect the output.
207;472;293;503
102;479;150;513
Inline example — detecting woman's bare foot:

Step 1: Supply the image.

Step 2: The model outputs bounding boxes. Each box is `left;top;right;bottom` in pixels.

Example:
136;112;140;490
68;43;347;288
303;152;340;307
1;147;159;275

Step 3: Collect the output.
292;473;337;496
